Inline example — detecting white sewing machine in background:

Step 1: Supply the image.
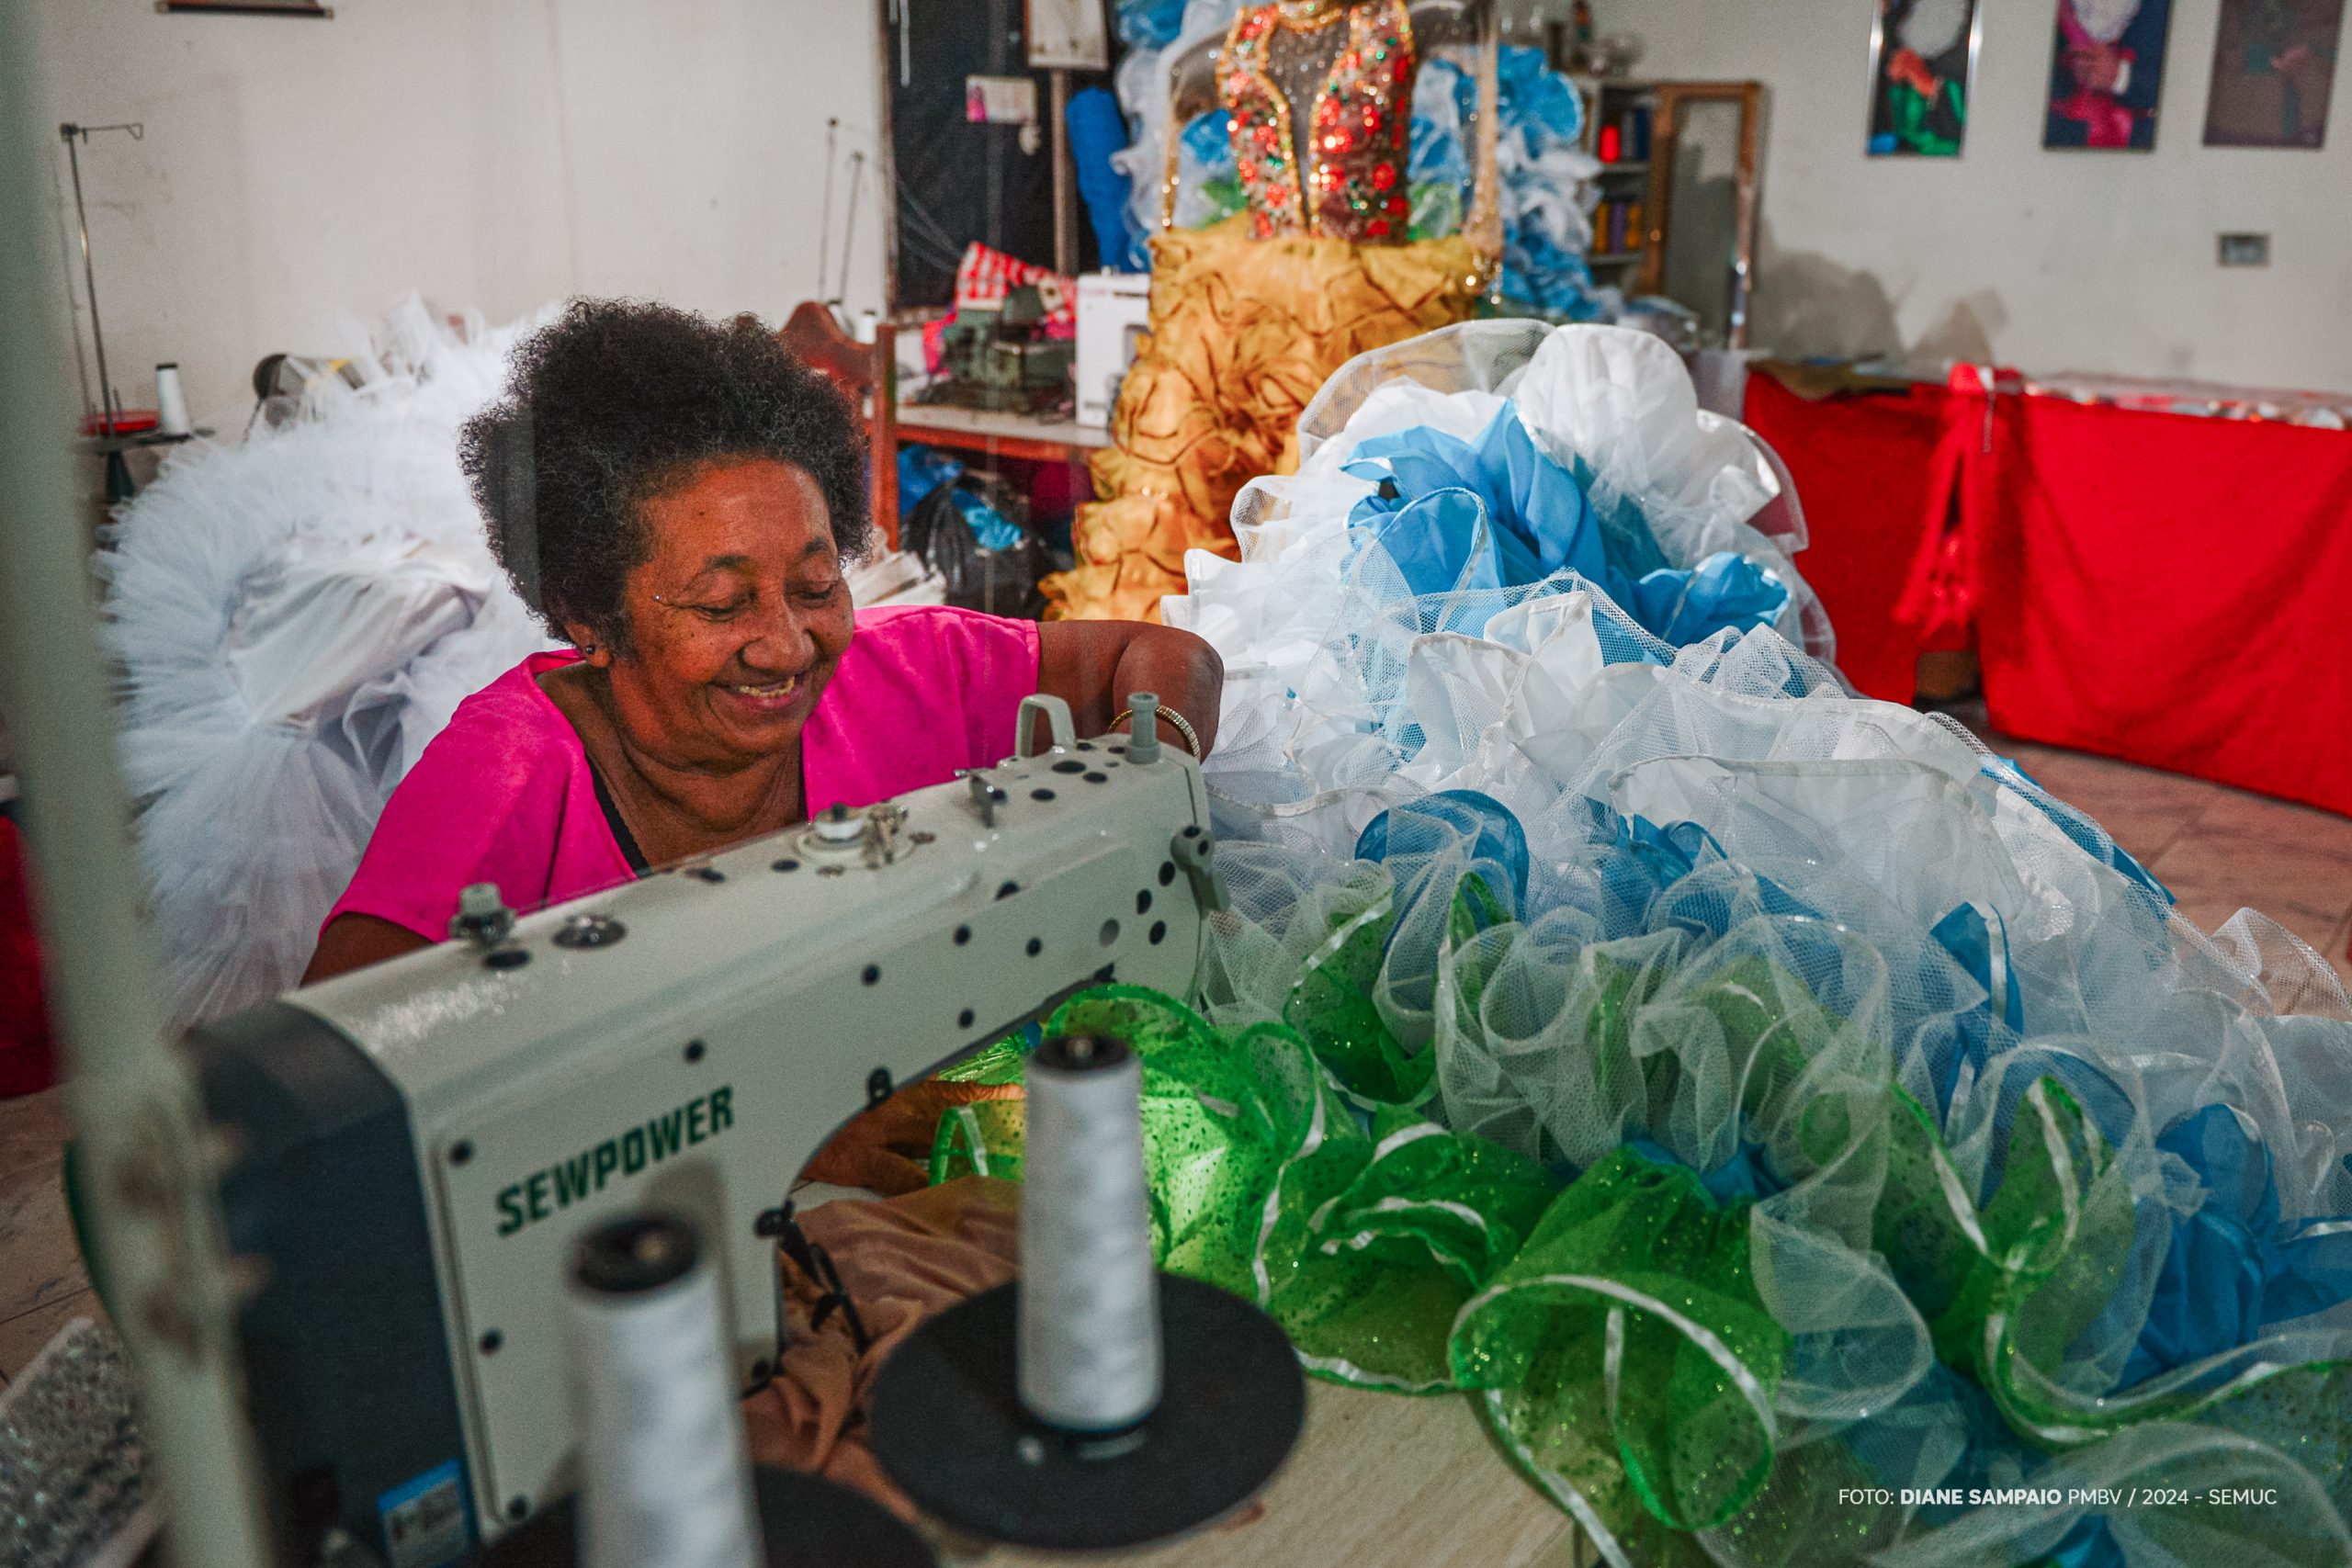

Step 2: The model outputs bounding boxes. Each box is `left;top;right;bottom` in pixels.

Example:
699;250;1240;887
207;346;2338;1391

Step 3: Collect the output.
187;695;1222;1566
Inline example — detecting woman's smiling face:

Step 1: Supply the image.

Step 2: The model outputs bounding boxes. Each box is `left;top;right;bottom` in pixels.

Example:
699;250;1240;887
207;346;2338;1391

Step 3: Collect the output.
594;457;854;768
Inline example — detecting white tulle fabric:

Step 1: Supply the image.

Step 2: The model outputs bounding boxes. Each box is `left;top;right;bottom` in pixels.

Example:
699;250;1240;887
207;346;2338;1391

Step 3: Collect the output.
97;296;559;1028
1165;321;1832;853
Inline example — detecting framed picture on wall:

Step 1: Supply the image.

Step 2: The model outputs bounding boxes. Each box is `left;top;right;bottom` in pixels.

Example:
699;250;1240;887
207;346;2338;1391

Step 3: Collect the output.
1025;0;1112;71
2203;0;2342;147
1868;0;1983;155
158;1;333;14
2046;0;2173;147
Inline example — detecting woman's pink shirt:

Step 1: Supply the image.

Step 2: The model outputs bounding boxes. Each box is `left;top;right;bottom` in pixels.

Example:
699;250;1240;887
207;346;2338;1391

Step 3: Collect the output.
326;605;1042;942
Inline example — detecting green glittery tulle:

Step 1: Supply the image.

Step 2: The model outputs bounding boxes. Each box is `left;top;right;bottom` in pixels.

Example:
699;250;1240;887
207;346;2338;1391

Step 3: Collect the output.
930;978;1799;1541
936;982;1554;1371
1453;1148;1788;1532
931;979;1815;1544
931;953;2352;1563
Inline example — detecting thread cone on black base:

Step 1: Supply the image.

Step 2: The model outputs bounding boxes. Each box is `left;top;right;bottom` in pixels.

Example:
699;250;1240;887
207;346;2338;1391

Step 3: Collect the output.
867;1274;1306;1551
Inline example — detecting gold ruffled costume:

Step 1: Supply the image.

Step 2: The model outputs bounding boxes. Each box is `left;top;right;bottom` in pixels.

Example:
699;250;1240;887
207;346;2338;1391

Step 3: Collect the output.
1044;0;1497;622
1043;220;1482;621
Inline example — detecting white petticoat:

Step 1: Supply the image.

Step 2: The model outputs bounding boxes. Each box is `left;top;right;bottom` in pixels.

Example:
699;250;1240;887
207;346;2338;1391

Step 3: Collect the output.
97;295;560;1028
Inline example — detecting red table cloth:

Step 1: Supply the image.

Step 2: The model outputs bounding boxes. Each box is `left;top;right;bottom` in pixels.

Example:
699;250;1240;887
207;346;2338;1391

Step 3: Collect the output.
1743;374;1946;705
1;815;59;1098
1972;394;2352;818
1744;373;2352;818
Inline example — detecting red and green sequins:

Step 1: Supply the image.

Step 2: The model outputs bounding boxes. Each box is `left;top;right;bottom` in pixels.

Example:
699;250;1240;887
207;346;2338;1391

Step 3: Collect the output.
1219;0;1418;243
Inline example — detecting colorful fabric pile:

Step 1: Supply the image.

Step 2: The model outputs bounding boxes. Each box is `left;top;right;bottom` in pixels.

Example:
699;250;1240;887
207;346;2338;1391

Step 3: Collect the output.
936;322;2352;1566
949;242;1076;336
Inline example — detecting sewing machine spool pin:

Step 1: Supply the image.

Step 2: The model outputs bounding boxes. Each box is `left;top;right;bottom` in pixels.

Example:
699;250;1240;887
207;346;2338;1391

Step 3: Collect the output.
1126;691;1162;765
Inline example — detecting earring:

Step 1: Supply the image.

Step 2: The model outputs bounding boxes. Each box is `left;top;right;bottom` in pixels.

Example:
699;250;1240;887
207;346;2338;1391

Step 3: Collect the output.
582;642;598;656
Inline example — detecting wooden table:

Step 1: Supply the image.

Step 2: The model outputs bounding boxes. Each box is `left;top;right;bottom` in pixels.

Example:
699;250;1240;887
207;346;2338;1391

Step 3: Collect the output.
969;1380;1596;1567
896;400;1112;467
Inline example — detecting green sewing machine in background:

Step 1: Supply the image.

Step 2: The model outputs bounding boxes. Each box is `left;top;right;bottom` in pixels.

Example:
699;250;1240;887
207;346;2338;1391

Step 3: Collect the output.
927;284;1074;415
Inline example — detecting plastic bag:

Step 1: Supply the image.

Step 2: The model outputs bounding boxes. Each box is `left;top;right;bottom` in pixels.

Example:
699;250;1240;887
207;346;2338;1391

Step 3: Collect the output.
900;470;1052;620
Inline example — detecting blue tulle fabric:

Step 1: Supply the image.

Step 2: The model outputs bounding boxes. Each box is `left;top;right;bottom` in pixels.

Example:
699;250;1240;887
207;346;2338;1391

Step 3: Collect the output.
1116;0;1189;48
1354;789;1530;908
1340;402;1789;646
1416;51;1607;318
1182;107;1236;177
1497;46;1586;147
1495;50;1604;316
1408;61;1471;190
2129;1104;2352;1382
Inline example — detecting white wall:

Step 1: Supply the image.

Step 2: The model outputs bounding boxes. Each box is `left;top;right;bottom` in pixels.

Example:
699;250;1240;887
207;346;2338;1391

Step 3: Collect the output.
24;0;891;427
1605;0;2352;389
26;0;2346;407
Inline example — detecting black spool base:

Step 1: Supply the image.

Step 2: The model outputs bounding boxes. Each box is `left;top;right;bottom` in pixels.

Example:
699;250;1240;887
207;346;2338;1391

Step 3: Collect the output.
480;1461;935;1568
867;1274;1306;1551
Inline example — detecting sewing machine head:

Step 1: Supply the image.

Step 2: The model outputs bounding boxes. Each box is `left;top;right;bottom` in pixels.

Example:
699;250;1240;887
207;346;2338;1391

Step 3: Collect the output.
187;698;1216;1566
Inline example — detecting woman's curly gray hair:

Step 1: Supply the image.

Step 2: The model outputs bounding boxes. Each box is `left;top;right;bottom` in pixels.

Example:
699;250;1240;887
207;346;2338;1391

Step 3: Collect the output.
460;299;871;650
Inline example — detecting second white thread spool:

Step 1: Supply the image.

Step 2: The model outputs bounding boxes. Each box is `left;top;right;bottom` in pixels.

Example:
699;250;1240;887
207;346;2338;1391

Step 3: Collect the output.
563;1212;760;1568
1017;1033;1163;1435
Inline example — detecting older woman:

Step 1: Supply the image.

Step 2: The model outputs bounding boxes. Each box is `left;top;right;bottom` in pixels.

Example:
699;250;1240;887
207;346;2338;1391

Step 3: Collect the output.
304;300;1221;984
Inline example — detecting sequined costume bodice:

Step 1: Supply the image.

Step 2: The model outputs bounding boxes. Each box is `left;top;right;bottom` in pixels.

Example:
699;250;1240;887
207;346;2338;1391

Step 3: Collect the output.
1218;0;1418;243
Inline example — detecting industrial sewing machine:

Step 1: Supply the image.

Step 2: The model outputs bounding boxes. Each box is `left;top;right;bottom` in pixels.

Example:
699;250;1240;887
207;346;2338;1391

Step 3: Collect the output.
186;696;1224;1567
925;284;1074;414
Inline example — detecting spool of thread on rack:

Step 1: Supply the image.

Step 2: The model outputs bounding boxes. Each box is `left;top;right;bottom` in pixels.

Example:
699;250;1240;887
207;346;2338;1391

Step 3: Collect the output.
153;363;189;437
1017;1033;1163;1437
563;1213;760;1568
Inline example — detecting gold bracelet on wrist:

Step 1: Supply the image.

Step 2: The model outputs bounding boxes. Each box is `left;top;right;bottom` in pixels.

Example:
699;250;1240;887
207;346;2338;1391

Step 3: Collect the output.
1110;703;1203;760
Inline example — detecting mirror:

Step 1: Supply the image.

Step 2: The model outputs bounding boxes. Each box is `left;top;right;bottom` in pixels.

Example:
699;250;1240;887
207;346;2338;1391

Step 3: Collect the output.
1659;101;1741;344
1644;84;1761;349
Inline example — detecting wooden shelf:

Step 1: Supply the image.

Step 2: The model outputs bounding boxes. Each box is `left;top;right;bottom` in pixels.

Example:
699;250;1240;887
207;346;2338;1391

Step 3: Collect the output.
896;397;1110;464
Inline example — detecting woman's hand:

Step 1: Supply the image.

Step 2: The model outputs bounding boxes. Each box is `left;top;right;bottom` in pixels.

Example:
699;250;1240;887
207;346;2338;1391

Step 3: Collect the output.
1036;621;1225;758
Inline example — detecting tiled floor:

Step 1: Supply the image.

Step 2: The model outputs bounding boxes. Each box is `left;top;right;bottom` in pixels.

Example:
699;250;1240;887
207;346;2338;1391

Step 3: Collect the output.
0;1085;86;1383
1960;705;2352;990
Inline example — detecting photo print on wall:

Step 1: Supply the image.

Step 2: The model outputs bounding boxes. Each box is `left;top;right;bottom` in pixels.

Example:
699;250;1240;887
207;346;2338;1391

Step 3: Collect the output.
2203;0;2343;146
1870;0;1983;155
2046;0;2174;146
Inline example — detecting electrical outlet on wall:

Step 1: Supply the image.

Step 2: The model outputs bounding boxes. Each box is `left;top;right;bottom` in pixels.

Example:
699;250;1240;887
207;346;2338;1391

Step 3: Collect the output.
2217;233;2271;267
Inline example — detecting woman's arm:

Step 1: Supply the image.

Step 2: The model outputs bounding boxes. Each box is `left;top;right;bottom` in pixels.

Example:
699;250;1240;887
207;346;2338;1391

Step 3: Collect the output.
1036;620;1225;758
302;912;433;985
